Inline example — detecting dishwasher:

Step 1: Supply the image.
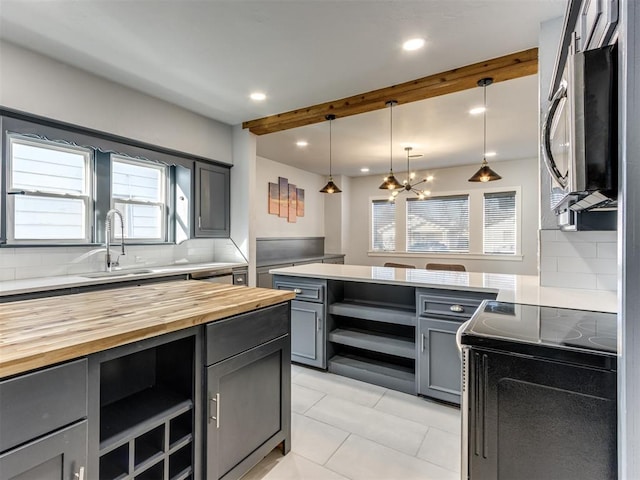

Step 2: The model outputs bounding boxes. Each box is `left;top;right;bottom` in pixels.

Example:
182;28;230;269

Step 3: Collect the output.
190;268;234;285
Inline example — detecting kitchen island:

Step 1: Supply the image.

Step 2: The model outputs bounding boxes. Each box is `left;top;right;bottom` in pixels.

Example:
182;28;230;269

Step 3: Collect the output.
270;263;616;404
0;281;295;480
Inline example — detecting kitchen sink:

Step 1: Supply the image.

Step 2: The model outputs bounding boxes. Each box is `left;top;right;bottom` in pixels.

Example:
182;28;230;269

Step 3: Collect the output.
81;269;154;279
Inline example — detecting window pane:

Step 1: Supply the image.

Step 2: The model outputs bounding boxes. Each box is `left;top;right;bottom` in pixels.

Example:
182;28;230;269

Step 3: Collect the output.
112;159;162;202
372;200;395;251
484;191;516;254
11;141;86;195
407;196;469;253
14;196;85;240
114;202;163;240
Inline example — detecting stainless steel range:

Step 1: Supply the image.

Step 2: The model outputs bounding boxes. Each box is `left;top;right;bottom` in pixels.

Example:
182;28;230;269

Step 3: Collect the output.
459;301;617;480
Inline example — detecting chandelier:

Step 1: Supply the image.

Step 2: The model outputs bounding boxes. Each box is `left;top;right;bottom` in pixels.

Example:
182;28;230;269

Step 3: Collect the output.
389;146;433;201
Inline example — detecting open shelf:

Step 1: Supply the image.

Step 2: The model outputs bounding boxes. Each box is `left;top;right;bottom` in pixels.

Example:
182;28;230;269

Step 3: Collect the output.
169;443;192;480
329;353;415;394
329;301;416;326
100;386;192;452
329;328;415;359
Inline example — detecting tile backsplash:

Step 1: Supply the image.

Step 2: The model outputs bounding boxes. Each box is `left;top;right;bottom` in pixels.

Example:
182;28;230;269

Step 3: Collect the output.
0;238;246;282
539;230;617;291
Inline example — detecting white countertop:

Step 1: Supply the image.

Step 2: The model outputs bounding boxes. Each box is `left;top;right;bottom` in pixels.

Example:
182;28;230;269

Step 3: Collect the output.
0;261;248;297
270;263;618;313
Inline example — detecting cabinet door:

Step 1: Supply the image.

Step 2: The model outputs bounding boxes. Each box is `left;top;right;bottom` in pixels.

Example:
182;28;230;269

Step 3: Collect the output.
467;349;617;480
195;162;230;238
417;317;462;404
206;337;290;480
0;421;87;480
291;300;325;368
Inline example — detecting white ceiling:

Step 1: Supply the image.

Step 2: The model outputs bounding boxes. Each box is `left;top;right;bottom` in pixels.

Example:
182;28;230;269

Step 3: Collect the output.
0;0;566;175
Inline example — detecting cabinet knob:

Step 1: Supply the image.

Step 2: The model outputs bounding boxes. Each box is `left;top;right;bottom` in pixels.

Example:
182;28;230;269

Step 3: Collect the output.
450;304;465;313
235;277;244;284
293;288;302;294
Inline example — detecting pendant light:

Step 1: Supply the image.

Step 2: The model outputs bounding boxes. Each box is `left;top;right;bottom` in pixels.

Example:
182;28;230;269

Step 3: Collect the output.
379;100;404;190
468;78;502;182
320;114;341;194
389;147;433;201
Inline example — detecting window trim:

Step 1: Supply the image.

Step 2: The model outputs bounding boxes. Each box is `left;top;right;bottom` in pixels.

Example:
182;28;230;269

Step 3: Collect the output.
6;134;93;244
110;154;169;243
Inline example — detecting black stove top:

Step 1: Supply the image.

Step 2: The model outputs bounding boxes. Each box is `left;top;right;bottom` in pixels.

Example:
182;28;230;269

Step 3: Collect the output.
461;301;618;356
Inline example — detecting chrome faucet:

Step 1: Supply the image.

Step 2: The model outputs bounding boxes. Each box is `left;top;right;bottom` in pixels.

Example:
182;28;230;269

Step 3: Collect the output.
105;209;125;272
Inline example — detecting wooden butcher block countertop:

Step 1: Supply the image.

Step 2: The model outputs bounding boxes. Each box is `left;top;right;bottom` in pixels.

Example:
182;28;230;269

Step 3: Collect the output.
0;280;295;379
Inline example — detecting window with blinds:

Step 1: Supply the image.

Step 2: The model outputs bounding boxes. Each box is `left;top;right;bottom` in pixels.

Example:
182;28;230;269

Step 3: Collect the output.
8;135;92;242
406;195;469;253
483;191;516;254
111;156;167;241
371;200;396;251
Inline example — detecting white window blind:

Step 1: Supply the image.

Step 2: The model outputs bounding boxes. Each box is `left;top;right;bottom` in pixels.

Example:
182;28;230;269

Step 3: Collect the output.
111;156;167;241
8;136;91;242
483;191;516;254
406;195;469;253
371;200;395;251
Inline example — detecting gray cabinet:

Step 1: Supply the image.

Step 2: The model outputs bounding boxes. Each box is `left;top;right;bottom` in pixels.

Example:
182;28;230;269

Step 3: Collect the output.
291;300;325;368
0;421;87;480
273;277;326;368
195;162;230;238
0;359;88;480
416;288;496;405
417;317;463;404
205;303;291;480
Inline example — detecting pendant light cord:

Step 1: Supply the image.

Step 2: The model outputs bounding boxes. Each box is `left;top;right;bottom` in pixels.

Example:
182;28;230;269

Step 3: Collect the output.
389;101;394;172
483;83;487;163
329;117;333;176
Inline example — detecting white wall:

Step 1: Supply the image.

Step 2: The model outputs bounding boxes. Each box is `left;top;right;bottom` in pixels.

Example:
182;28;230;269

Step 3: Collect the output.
0;40;233;163
324;175;350;255
255;156;326;238
346;157;540;274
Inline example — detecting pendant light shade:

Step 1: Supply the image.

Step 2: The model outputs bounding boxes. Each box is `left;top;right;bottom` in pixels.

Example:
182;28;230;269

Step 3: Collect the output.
468;78;502;183
320;114;341;194
379;100;404;190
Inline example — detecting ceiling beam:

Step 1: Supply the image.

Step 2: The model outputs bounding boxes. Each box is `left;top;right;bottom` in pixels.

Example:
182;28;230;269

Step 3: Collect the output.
243;48;538;135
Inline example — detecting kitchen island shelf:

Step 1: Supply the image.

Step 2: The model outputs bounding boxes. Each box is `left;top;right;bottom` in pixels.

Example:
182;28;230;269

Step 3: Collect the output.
100;387;192;453
329;353;415;394
329;301;416;326
329;328;415;359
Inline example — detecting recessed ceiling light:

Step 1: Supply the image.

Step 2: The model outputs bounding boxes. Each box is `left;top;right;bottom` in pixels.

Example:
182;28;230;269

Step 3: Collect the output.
250;92;266;101
485;151;497;157
360;167;370;173
296;141;308;147
469;106;486;115
402;38;425;51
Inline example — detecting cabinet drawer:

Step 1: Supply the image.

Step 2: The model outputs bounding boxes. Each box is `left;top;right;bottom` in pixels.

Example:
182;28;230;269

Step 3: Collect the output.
273;280;324;302
0;358;87;453
206;303;289;365
417;290;494;320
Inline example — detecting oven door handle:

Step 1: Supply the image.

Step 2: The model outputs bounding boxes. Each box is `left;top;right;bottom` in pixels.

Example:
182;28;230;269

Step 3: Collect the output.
541;80;569;189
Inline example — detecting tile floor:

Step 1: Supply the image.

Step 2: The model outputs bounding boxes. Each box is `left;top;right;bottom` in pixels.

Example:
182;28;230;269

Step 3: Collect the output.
242;364;461;480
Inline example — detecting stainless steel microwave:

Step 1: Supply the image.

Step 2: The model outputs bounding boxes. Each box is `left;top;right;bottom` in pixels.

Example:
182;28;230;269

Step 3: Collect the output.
542;43;618;220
